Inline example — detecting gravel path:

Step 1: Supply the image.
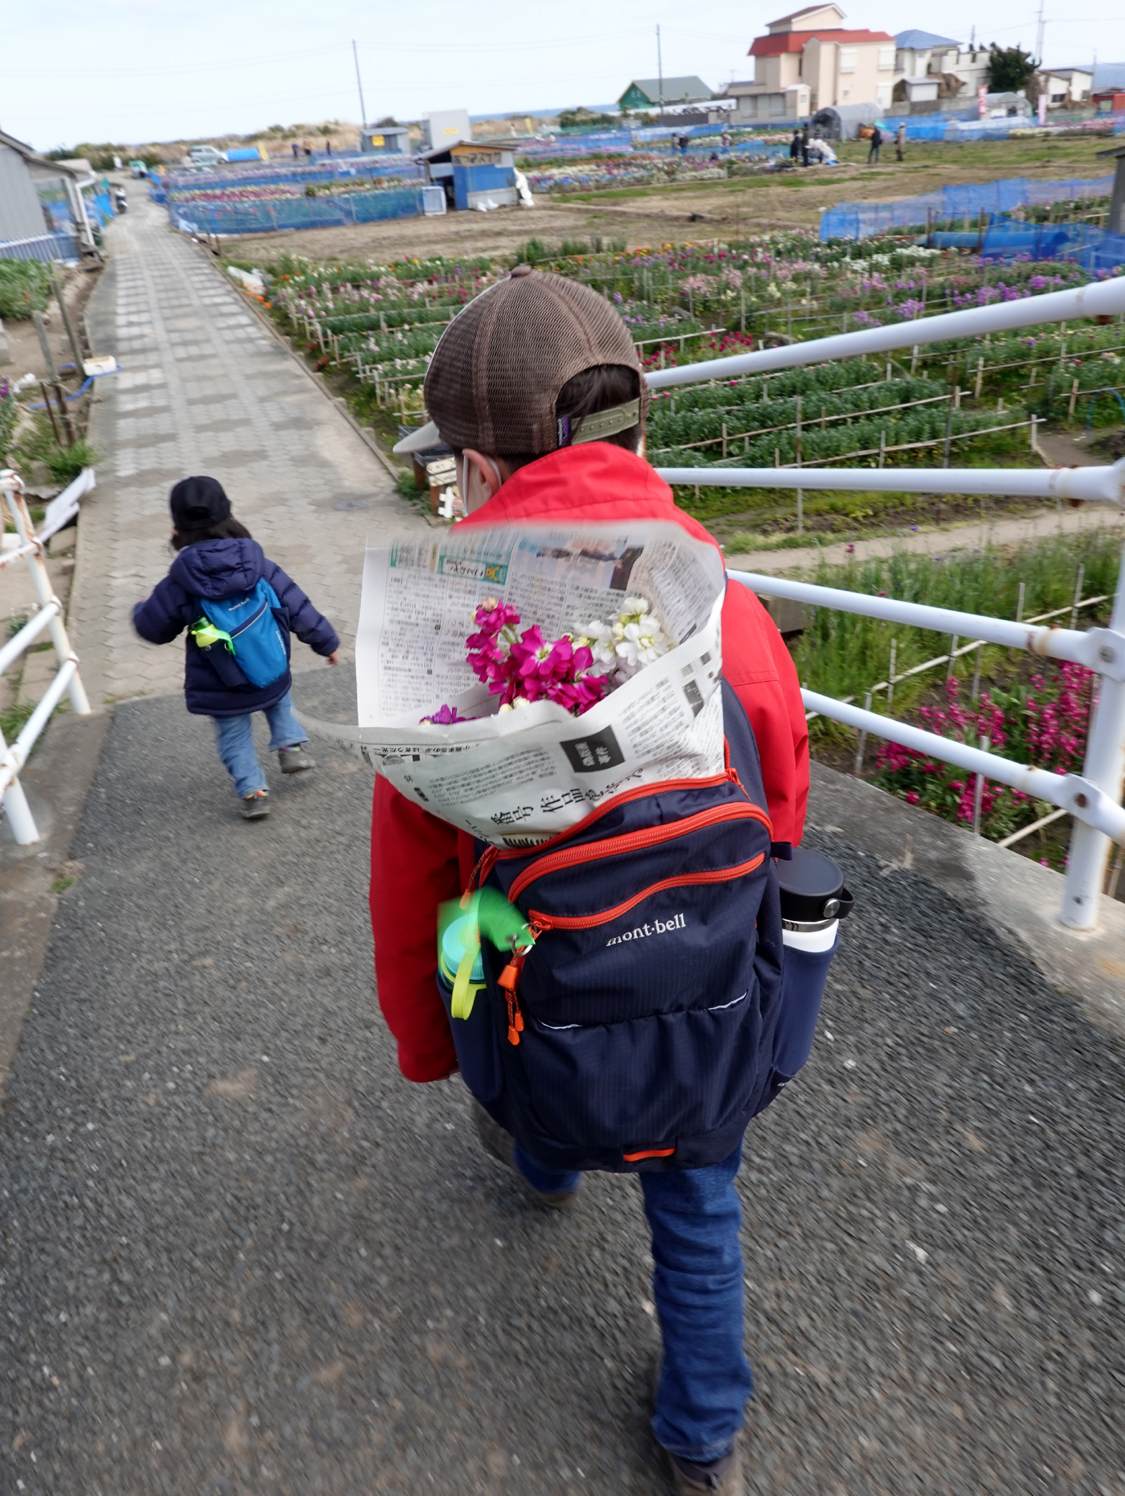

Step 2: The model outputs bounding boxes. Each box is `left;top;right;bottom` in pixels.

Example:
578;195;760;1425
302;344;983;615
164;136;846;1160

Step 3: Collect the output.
1;671;1123;1495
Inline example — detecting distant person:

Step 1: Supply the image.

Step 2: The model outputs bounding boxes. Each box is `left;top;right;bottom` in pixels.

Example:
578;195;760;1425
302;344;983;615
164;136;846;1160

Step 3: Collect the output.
790;127;801;161
291;141;300;158
325;137;332;155
302;138;313;157
895;122;906;161
867;125;883;163
721;128;731;151
678;132;689;155
800;122;810;165
132;477;340;820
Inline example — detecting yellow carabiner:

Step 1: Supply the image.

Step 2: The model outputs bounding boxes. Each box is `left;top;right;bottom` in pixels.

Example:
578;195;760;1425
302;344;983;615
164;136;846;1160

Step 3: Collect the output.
450;933;482;1020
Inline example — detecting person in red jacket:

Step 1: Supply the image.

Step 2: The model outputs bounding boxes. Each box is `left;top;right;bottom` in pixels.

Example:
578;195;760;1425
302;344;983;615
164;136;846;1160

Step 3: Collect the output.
371;267;808;1495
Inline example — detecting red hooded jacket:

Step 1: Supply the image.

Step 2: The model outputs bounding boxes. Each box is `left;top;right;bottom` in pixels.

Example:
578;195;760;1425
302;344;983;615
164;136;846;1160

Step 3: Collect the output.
369;444;809;1082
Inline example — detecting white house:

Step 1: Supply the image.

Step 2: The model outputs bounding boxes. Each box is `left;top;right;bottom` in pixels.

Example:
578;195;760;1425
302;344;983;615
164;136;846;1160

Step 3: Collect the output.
724;4;896;122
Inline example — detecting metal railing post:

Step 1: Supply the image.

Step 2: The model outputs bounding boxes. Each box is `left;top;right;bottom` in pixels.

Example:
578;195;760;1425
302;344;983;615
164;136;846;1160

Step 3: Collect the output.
1;476;90;718
1059;534;1125;929
0;720;39;844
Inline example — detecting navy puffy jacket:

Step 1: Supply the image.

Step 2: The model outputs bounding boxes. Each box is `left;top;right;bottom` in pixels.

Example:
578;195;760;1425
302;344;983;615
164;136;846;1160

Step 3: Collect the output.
132;538;339;717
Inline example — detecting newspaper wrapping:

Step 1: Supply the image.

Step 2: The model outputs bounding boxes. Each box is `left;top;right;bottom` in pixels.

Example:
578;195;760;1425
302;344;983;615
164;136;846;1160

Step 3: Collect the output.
298;523;727;848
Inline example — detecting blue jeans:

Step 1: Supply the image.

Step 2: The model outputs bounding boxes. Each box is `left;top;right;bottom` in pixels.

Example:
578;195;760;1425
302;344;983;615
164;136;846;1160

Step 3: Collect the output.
211;691;306;798
514;1141;752;1463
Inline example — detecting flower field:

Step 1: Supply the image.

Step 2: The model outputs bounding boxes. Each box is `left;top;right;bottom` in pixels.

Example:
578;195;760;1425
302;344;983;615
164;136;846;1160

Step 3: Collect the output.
240;226;1125;535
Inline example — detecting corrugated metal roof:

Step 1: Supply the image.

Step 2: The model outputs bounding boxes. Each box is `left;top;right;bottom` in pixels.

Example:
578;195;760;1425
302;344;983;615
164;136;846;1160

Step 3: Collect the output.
894;30;961;49
620;76;713;103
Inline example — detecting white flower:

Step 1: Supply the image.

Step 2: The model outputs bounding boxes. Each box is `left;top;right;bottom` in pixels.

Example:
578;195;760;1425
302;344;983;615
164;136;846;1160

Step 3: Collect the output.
498;696;532;714
615;616;667;672
574;619;617;666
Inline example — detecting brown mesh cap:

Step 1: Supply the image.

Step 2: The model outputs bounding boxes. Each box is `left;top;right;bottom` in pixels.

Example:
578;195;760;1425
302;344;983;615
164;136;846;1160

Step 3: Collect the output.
423;265;648;455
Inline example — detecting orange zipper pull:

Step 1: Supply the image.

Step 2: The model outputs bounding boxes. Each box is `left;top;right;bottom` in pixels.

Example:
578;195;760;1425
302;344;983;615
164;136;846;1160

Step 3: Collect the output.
499;953;526;1044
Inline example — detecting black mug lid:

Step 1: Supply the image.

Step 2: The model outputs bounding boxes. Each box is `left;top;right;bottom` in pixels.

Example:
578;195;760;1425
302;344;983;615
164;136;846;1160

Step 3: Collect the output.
777;846;853;923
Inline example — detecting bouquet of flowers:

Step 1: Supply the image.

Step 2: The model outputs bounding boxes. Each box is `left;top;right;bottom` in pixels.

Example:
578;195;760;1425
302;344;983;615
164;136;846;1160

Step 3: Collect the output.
423;594;669;725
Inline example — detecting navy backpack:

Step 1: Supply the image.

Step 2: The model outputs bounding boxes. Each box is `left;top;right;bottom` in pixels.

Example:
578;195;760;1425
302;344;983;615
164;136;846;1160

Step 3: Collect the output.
446;680;789;1175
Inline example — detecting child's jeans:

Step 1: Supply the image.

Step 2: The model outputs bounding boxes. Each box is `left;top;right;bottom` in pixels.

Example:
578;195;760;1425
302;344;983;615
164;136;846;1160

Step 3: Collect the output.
211;691;306;798
514;1140;751;1464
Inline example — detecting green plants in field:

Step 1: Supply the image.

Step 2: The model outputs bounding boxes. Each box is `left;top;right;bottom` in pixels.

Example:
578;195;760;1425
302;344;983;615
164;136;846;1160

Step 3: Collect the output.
14;414;100;484
789;530;1121;715
0;260;51;320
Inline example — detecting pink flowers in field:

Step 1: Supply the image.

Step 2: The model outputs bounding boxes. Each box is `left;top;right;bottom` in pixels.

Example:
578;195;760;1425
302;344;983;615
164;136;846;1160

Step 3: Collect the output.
875;666;1095;840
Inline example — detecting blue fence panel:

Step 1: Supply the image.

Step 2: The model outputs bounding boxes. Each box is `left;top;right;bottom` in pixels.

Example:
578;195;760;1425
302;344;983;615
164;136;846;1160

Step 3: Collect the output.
0;232;81;263
164;156;423;195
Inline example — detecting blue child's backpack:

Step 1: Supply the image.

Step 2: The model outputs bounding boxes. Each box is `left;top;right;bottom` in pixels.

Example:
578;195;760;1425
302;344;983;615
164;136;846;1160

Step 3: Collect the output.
446;681;793;1177
190;579;289;689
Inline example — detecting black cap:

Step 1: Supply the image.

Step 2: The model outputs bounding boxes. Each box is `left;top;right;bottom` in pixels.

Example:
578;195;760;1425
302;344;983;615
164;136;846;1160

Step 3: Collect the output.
169;476;231;532
776;846;854;924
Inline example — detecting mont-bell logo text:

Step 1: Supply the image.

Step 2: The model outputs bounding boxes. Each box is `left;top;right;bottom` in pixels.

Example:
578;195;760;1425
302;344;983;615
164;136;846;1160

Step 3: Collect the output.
605;913;686;947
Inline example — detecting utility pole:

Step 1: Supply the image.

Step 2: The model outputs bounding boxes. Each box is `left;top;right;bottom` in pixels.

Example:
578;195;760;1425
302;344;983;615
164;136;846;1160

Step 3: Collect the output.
657;25;664;116
1035;1;1045;64
352;39;367;129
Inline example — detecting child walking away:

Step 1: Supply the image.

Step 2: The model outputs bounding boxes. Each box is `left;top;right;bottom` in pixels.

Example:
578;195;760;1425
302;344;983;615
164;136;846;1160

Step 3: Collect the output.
133;476;340;819
375;269;811;1495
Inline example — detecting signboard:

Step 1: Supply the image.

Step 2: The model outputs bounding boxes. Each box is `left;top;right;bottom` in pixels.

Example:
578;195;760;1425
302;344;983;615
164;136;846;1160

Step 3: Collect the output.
977;83;988;118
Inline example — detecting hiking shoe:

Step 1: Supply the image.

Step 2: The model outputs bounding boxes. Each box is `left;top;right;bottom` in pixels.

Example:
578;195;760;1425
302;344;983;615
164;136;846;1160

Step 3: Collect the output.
278;745;316;774
666;1441;743;1495
240;789;271;819
651;1362;744;1494
471;1099;580;1209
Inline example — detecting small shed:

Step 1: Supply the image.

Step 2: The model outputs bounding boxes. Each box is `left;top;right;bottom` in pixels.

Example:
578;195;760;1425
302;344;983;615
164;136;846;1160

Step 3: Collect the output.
619;76;713;110
360;126;412;155
422;142;516;211
810;102;883;140
0;130;98;257
1095;143;1125;235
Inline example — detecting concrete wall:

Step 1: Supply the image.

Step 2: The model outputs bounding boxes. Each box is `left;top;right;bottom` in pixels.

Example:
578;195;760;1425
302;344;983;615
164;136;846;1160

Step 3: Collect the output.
0;144;48;243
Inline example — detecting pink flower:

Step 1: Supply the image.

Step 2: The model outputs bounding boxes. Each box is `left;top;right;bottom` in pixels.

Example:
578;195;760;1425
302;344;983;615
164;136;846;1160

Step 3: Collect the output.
421;704;470;724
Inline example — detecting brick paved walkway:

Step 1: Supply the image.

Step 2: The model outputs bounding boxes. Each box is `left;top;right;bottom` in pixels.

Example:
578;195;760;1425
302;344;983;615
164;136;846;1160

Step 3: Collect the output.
71;193;424;707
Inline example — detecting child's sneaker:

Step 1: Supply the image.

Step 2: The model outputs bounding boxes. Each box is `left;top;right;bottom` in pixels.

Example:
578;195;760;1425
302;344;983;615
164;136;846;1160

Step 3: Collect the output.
471;1100;580;1208
278;745;316;774
666;1442;743;1494
240;789;271;819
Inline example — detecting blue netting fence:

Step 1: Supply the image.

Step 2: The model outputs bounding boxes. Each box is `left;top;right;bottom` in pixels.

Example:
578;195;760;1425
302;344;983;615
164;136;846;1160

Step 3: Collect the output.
162;155;422;195
822;174;1115;240
170;184;425;235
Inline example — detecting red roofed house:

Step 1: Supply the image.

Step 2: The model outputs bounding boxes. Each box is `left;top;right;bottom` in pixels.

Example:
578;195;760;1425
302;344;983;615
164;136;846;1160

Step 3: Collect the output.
724;4;895;122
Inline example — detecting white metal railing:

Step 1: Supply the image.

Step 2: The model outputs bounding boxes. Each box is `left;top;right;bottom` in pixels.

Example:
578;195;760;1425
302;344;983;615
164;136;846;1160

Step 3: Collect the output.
0;469;92;844
649;273;1125;930
646;276;1125;389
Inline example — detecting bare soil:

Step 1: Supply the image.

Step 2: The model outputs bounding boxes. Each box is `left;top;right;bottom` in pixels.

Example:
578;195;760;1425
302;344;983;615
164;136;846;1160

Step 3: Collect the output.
221;135;1115;265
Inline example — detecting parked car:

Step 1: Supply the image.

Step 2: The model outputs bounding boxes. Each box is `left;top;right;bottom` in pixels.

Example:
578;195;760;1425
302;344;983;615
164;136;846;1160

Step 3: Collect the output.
186;145;227;167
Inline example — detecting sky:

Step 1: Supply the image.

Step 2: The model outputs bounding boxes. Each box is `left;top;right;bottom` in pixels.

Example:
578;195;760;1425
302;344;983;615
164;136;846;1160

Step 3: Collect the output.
4;0;1124;151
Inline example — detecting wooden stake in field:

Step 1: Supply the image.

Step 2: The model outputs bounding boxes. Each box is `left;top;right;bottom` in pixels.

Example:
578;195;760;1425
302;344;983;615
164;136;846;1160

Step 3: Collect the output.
1068;378;1079;418
975;356;984;399
854;691;873;772
50;265;86;374
887;638;898;711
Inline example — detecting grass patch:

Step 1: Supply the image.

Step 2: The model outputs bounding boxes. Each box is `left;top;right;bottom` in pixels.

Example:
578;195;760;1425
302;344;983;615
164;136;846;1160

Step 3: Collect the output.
789;528;1122;717
14;415;100;484
0;700;35;742
51;876;76;895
